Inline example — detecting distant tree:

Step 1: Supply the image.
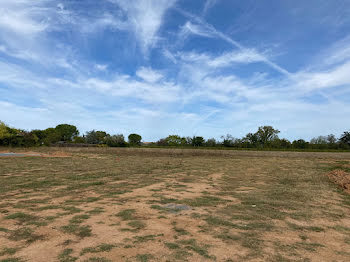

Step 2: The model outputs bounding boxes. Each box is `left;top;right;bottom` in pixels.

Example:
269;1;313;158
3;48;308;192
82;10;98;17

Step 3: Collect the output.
128;133;142;146
292;139;309;149
243;133;258;147
221;134;237;147
43;128;61;145
205;138;217;147
279;138;292;148
310;136;328;144
255;126;280;147
105;134;126;147
22;132;39;147
327;134;337;144
269;138;291;149
165;135;183;146
31;129;47;145
192;136;204;147
185;137;193;146
55;124;79;142
156;138;168;146
73;136;86;143
340;131;350;146
0;121;11;141
85;130;108;144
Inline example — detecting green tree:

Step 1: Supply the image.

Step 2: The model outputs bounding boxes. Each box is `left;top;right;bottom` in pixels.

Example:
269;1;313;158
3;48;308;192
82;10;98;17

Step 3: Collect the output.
255;126;280;147
156;138;168;146
192;136;204;147
165;135;183;146
292;139;309;149
55;124;79;142
22;132;39;147
243;133;258;147
73;136;86;143
128;133;142;146
31;129;47;145
340;131;350;146
0;121;11;140
105;134;127;147
205;138;217;147
85;130;108;144
221;134;236;147
43;128;61;145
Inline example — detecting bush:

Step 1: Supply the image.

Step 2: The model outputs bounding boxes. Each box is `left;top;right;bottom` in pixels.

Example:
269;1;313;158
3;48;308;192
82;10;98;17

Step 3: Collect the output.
105;134;127;147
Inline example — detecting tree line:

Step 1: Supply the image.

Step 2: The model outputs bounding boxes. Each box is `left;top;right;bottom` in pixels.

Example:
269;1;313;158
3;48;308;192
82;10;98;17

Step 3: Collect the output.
1;121;350;150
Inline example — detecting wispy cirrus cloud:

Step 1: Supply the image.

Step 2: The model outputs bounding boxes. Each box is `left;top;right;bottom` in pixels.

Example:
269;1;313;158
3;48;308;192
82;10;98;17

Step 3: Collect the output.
202;0;219;16
0;0;49;36
176;8;291;76
178;49;266;68
110;0;177;53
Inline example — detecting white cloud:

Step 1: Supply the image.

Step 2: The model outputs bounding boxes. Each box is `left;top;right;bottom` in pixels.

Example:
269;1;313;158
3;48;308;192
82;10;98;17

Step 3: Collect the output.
317;35;350;67
83;75;180;104
0;0;49;35
57;3;64;11
95;64;108;71
179;21;214;39
293;61;350;91
111;0;177;52
136;67;163;83
202;0;219;16
178;49;266;68
162;49;177;64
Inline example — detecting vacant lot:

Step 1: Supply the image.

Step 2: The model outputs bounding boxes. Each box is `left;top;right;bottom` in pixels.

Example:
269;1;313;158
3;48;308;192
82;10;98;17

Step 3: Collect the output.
1;148;350;262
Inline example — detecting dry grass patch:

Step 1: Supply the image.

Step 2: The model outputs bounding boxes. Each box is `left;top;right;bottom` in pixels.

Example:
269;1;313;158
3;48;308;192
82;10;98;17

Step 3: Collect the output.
1;148;350;261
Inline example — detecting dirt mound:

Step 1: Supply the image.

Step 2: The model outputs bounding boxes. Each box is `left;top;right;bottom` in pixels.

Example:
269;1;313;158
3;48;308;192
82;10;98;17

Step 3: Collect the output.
327;169;350;194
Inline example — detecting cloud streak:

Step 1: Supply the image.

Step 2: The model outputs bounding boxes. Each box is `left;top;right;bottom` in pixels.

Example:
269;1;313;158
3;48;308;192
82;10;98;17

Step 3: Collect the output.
176;8;291;76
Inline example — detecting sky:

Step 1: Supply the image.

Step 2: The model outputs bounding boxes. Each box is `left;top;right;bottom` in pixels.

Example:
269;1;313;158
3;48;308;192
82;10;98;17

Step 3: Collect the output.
1;0;350;142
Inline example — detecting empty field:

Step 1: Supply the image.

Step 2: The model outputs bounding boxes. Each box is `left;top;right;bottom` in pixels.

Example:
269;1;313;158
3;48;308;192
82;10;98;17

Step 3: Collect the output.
1;148;350;262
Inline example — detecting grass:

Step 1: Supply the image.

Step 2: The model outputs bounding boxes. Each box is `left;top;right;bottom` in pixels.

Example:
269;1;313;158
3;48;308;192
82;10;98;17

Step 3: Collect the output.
136;254;153;262
61;224;92;238
8;228;44;243
0;258;22;262
58;248;77;262
82;258;111;262
5;212;40;225
1;147;350;261
116;209;136;220
0;247;20;256
178;239;214;259
80;243;116;255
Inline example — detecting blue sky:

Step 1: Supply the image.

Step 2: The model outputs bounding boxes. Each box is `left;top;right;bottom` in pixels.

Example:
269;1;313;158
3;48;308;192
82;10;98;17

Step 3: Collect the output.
1;0;350;141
